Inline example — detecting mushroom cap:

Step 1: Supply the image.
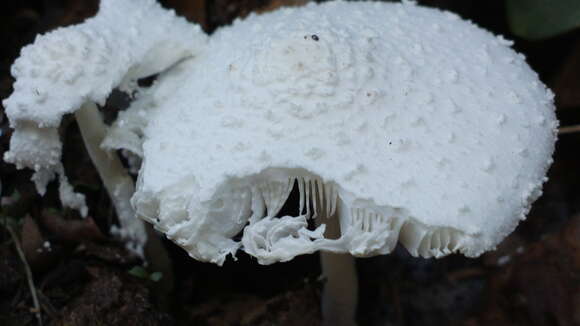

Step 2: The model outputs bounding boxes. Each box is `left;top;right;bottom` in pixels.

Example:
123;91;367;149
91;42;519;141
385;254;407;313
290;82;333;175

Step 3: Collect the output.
124;1;556;265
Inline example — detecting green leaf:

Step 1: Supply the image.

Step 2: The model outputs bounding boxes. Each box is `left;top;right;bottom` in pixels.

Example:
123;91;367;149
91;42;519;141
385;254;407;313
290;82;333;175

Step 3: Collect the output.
128;266;148;279
507;0;580;40
149;272;163;282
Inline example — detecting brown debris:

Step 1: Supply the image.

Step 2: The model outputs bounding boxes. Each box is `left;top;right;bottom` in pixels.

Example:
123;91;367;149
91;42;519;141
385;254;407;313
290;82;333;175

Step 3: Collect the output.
21;216;45;263
39;209;105;245
188;282;321;326
55;265;171;326
256;0;310;13
20;215;60;274
77;241;140;266
162;0;207;30
241;284;321;326
45;0;99;28
189;294;262;326
469;214;580;326
207;0;308;32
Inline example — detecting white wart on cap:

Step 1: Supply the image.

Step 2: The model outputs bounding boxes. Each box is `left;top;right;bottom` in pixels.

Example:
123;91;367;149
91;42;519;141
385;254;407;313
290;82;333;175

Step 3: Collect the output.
94;1;560;265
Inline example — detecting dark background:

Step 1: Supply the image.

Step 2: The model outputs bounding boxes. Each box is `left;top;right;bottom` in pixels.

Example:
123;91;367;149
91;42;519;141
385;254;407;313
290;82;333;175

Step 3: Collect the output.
1;1;579;326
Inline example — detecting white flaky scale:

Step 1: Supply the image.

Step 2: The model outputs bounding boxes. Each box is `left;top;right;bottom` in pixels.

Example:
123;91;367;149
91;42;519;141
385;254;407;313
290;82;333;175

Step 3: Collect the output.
3;1;557;325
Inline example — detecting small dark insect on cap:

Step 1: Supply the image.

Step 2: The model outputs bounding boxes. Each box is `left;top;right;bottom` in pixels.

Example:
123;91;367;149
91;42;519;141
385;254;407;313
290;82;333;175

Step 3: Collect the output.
311;34;319;41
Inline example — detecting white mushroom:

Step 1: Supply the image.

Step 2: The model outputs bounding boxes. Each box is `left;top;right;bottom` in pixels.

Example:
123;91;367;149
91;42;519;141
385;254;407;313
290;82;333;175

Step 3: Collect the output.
3;1;557;325
127;1;556;324
3;0;207;256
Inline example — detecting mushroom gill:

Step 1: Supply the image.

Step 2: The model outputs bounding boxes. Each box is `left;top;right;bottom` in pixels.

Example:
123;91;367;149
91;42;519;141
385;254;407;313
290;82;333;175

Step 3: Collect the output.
145;168;471;265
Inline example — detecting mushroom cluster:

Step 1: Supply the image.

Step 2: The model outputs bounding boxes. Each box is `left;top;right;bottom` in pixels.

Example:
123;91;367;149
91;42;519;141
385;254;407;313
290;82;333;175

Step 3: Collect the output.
3;0;557;325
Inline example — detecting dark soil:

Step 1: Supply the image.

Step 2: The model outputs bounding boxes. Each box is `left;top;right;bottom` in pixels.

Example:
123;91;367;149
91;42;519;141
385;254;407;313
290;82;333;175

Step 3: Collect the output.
1;1;579;326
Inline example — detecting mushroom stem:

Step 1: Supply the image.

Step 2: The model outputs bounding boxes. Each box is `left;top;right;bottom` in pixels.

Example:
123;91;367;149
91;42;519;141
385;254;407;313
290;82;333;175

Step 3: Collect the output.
75;102;175;300
74;102;147;256
317;210;358;326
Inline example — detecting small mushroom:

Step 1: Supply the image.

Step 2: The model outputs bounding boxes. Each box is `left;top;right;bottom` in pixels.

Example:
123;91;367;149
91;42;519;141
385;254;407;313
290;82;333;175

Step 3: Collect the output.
3;1;557;326
3;0;207;255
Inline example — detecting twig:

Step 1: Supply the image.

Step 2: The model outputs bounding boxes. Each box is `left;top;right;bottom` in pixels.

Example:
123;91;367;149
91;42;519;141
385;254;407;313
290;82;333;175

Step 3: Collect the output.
558;124;580;135
36;290;58;320
6;224;43;326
